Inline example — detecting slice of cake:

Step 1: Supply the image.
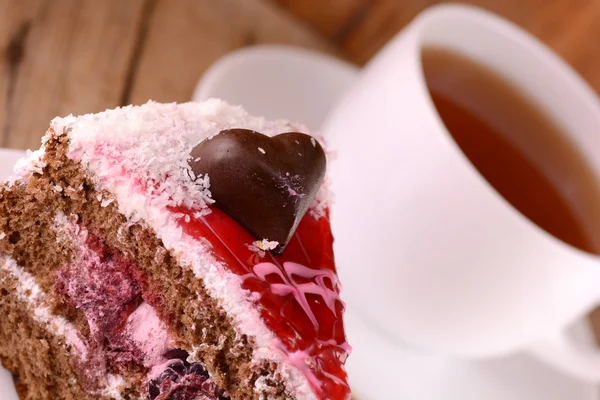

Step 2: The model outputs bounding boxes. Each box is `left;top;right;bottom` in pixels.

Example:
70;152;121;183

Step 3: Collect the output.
0;100;351;400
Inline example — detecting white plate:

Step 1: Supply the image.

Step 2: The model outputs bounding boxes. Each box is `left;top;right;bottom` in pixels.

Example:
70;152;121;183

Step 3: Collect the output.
194;44;600;400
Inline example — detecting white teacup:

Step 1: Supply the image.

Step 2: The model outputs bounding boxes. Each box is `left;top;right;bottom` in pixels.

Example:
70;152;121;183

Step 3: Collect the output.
325;4;600;382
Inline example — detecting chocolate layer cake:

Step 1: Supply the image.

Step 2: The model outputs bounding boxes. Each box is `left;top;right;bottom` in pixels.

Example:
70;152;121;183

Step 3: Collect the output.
0;100;350;399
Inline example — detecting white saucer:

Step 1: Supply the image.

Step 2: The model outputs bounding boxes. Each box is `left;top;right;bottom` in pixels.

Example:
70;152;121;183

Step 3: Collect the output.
194;45;600;400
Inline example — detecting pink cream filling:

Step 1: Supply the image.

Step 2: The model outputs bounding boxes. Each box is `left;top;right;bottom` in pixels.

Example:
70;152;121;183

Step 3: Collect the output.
125;302;172;368
54;215;227;400
53;217;177;383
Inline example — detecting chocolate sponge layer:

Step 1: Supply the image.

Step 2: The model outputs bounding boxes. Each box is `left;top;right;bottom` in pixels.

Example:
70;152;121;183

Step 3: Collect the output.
0;131;290;400
0;267;92;400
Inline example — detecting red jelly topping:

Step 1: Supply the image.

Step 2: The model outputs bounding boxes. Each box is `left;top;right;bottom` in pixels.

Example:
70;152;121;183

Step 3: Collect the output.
174;206;351;399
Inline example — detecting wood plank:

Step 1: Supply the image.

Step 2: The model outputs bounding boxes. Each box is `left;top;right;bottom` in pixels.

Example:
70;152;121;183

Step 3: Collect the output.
0;0;44;149
128;0;333;106
0;0;147;150
270;0;370;40
340;0;429;64
529;0;600;91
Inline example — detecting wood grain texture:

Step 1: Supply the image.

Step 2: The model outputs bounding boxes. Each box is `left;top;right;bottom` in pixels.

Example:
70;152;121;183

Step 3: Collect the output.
0;0;45;149
0;0;147;150
127;0;333;105
272;0;369;40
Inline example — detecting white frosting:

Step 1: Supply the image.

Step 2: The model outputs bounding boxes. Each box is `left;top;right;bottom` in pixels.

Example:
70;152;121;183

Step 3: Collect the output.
0;255;88;358
8;148;47;186
48;100;321;399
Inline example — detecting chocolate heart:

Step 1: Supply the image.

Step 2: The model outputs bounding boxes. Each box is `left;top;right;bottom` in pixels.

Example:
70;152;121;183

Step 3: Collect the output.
189;129;326;254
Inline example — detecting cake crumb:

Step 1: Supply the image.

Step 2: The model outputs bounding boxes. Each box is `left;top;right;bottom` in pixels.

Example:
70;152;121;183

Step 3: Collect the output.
253;239;279;251
100;198;114;208
246;244;266;258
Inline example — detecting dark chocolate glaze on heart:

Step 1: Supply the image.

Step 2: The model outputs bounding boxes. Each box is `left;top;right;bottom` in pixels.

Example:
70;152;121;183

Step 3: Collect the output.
189;129;326;254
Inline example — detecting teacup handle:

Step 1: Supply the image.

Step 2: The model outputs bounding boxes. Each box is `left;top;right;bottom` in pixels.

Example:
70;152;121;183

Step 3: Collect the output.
529;319;600;382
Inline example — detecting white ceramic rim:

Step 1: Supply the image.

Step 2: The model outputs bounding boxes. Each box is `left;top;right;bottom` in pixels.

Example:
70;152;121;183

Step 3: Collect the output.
405;4;600;261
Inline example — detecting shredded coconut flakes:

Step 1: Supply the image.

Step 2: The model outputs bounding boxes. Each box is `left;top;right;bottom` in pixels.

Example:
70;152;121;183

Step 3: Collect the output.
53;100;330;218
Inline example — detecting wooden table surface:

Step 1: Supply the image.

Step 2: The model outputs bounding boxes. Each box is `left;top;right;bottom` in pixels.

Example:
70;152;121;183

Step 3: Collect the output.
2;0;600;337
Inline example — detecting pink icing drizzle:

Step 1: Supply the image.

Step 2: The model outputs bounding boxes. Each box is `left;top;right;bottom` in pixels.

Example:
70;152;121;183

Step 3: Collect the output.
251;262;342;330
